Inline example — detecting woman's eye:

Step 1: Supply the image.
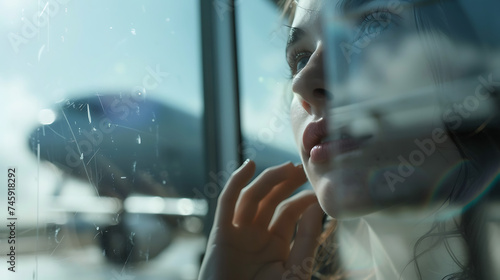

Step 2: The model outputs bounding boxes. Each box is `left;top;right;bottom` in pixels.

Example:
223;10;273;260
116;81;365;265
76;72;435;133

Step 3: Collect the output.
357;11;393;39
296;55;310;73
294;52;311;74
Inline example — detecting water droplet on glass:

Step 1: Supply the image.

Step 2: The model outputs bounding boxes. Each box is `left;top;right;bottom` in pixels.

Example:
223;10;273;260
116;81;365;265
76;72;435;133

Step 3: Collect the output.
162;180;166;185
61;35;64;43
131;28;136;35
132;161;137;173
80;153;84;160
137;135;141;144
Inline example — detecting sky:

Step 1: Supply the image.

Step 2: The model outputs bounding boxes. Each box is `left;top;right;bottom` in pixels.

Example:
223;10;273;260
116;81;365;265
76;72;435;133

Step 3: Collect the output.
0;0;298;157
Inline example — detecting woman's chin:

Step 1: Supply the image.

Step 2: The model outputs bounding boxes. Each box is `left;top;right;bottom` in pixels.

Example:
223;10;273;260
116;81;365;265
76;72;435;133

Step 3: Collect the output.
312;171;382;219
312;166;434;218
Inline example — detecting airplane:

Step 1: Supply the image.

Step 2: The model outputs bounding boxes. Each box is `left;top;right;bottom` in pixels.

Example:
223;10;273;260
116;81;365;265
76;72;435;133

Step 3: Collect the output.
28;91;303;264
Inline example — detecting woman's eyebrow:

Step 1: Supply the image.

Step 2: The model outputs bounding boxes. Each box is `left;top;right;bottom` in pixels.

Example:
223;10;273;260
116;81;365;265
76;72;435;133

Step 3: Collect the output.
286;27;306;54
341;0;415;14
340;0;377;14
285;0;380;54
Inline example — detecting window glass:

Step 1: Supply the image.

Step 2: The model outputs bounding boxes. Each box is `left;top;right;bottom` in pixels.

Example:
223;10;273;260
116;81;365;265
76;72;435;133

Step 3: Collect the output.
0;1;205;279
236;0;302;170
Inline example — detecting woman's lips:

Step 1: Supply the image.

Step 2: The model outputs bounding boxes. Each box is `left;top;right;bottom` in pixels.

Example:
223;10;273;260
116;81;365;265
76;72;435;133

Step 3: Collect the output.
310;138;361;163
303;118;364;163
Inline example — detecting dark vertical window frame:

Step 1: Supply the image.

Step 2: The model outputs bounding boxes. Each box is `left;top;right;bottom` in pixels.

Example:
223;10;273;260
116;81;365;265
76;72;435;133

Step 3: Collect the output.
200;0;243;237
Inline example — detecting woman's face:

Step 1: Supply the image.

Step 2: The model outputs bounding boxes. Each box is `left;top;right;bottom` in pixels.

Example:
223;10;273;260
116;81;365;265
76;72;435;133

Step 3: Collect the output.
288;0;463;217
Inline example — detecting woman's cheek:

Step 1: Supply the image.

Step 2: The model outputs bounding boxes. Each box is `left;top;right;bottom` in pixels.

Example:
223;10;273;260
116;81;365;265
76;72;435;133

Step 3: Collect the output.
290;95;307;150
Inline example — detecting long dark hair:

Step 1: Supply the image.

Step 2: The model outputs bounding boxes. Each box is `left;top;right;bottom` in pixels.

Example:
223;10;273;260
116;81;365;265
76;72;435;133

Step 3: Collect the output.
414;1;499;279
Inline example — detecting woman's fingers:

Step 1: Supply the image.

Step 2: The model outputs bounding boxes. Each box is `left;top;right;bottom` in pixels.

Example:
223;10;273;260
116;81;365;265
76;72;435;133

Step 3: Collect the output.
233;162;297;225
214;159;256;227
286;202;324;275
253;166;307;228
268;190;319;243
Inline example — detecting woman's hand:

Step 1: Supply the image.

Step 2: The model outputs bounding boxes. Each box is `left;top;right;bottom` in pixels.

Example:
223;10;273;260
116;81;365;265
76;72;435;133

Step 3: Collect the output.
198;160;325;280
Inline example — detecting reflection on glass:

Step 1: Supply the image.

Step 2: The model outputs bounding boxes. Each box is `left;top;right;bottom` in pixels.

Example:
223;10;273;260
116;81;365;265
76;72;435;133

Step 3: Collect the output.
323;0;500;215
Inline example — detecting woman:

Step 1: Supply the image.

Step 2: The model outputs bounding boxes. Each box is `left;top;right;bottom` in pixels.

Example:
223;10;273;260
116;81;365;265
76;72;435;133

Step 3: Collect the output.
198;0;500;279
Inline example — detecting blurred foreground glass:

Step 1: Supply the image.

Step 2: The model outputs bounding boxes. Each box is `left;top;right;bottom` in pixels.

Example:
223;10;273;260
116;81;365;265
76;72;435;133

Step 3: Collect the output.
322;0;500;217
319;0;500;279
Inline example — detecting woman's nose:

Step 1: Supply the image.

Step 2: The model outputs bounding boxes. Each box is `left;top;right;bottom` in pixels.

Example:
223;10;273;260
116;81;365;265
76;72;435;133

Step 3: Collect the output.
292;44;332;117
